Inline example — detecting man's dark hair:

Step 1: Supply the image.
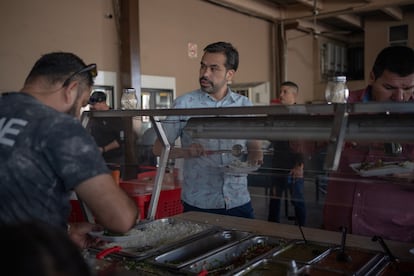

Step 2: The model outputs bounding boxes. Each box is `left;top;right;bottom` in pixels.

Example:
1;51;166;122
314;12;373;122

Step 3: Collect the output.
89;91;107;104
281;81;299;92
372;46;414;79
24;52;94;87
203;42;239;71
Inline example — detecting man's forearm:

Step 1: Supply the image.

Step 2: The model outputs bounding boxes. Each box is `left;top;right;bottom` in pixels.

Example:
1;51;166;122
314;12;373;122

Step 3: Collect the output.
247;140;263;163
153;139;189;159
102;140;120;153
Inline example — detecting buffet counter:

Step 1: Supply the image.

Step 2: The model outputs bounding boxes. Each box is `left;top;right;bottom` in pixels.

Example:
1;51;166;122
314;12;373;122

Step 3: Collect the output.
174;212;414;261
88;212;414;275
83;103;414;274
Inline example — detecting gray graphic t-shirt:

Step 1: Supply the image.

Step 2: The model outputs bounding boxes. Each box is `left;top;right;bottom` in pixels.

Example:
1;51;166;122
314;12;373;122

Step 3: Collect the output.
0;92;109;228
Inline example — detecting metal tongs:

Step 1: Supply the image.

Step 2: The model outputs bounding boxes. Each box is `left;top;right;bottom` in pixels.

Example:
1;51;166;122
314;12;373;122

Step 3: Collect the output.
372;235;399;263
205;144;244;157
336;226;352;263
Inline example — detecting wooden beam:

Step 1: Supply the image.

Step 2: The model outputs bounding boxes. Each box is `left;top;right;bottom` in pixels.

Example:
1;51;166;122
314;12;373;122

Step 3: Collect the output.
381;6;403;21
296;0;322;10
336;14;363;29
119;0;141;90
118;0;141;179
204;0;283;21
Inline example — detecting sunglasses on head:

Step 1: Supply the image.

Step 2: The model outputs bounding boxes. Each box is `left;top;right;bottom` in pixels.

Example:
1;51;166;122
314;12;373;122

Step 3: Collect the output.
62;63;97;87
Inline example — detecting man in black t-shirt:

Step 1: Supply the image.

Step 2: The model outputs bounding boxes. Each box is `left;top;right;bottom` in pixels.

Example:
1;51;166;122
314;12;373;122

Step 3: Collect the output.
87;91;123;165
0;52;138;248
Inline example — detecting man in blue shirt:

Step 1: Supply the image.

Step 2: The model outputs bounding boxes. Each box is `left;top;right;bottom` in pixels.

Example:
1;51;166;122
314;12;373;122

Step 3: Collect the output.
153;42;263;218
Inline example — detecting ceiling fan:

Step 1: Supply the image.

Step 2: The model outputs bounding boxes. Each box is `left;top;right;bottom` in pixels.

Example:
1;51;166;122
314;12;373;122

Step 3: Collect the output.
307;0;351;39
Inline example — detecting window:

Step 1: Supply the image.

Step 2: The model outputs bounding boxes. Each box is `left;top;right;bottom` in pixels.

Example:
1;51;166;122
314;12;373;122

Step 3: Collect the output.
321;42;347;79
389;25;408;46
347;46;364;81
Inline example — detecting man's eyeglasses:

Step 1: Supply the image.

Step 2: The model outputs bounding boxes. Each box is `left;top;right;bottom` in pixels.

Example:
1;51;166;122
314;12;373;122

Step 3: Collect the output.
62;63;97;87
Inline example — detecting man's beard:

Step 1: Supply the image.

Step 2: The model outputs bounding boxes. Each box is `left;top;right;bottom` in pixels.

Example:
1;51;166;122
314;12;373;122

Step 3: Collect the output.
66;87;83;119
67;100;80;118
199;77;214;94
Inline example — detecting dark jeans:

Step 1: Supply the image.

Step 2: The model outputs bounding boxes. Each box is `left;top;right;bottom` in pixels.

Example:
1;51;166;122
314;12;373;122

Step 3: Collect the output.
182;201;255;219
268;175;306;226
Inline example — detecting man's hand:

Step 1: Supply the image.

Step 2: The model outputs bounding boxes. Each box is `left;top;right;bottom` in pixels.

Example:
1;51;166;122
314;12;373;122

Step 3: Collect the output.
291;163;304;179
68;222;106;249
247;140;263;166
186;143;205;158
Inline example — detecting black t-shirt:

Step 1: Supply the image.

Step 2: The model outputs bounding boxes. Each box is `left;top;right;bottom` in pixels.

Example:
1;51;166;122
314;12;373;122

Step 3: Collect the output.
0;92;109;229
271;140;304;174
87;115;123;164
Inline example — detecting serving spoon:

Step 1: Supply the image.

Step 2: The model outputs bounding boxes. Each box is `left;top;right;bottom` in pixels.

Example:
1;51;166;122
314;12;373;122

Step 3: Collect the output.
372;235;398;263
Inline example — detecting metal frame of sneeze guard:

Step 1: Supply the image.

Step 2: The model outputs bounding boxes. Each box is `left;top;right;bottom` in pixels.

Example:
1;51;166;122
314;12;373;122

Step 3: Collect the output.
148;116;171;220
323;104;349;171
81;102;414;221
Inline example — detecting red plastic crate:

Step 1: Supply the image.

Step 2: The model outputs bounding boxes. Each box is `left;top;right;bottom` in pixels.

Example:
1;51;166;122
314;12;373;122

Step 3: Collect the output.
128;187;183;220
68;184;183;223
68;200;86;223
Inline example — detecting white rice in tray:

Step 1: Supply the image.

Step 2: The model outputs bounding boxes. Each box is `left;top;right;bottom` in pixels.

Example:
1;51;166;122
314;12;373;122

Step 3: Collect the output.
104;220;210;249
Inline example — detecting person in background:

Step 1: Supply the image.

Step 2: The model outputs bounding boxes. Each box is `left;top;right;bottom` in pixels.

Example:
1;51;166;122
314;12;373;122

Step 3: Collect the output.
137;127;158;166
88;91;124;165
323;45;414;242
0;221;92;276
348;45;414;103
0;52;138;248
268;81;306;226
153;41;263;219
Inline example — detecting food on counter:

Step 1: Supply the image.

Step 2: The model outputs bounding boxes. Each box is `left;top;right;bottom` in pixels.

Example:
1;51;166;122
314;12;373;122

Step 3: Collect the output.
230;160;251;168
314;247;379;274
299;265;347;275
378;260;414;275
151;230;251;269
222;160;260;174
243;259;300;276
349;160;414;177
182;236;282;275
199;243;276;275
273;241;331;264
99;219;211;250
358;159;385;170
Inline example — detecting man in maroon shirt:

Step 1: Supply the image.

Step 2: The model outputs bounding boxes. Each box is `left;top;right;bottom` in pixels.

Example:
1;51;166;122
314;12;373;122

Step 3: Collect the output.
323;46;414;242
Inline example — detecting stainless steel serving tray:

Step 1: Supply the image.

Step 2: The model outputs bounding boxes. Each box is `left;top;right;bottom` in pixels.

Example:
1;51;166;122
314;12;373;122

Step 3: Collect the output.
90;218;217;260
374;258;414;275
312;246;386;276
234;258;303;276
271;239;333;264
149;230;252;270
297;264;349;275
180;235;285;276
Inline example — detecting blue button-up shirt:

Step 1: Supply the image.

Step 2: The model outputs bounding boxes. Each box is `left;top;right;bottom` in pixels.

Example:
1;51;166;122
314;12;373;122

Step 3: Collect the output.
161;88;253;209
